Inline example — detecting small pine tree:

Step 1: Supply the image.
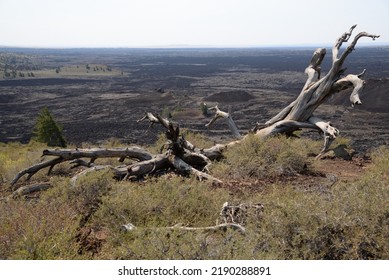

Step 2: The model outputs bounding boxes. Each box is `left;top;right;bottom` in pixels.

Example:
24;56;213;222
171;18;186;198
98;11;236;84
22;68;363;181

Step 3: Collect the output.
32;107;67;147
200;102;209;116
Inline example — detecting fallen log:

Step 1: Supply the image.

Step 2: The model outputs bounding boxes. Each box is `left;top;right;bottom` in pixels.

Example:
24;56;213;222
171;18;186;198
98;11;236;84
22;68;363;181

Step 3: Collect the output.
11;157;65;186
169;155;222;184
43;147;153;162
121;222;246;235
166;223;246;235
11;147;154;185
12;182;52;198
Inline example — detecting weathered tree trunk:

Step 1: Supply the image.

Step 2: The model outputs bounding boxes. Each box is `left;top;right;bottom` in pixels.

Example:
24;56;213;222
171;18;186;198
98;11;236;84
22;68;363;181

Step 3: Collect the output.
12;182;52;198
206;105;241;138
253;25;379;156
43;147;153;162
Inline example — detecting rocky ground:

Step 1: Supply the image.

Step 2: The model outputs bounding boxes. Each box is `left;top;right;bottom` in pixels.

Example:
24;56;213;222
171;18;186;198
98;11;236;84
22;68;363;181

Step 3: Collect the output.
0;47;388;153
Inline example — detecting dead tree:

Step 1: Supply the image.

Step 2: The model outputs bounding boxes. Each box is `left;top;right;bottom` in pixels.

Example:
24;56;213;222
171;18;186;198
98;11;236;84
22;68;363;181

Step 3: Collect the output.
255;25;379;156
206;105;241;138
207;25;379;157
10;25;379;188
11;114;222;187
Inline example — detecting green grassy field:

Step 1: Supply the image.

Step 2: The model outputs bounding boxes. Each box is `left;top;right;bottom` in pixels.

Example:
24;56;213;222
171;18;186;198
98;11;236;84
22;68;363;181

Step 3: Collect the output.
1;52;122;79
0;64;122;80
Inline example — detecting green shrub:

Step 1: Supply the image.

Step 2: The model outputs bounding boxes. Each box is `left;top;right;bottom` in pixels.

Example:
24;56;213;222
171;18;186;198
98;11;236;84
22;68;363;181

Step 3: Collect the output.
68;169;114;227
94;176;231;259
212;134;314;180
200;102;209;116
32;107;66;147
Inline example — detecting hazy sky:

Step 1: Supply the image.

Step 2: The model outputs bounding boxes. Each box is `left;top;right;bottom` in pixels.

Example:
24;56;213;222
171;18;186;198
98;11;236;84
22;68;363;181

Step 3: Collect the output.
0;0;388;48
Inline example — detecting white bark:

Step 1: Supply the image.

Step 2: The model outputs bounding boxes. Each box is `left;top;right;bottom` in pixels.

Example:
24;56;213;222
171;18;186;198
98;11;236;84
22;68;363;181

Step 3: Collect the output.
331;70;366;106
206;105;241;138
253;25;380;154
121;222;246;235
169;155;222;184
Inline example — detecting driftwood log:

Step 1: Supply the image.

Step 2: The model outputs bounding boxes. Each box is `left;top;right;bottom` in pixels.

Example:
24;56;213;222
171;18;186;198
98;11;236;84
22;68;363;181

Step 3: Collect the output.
10;25;379;190
122;222;247;235
121;201;262;235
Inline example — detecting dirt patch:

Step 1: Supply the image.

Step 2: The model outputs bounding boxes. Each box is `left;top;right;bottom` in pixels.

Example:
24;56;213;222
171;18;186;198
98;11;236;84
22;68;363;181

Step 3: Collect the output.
76;226;109;255
314;156;370;183
172;108;204;120
204;90;255;103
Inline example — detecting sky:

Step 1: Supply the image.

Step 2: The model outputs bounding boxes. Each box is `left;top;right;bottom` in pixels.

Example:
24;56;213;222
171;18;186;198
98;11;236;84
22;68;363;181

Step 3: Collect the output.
0;0;388;48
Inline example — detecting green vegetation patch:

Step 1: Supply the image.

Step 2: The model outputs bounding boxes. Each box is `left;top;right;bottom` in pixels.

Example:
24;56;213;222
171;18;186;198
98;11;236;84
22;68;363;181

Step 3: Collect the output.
212;134;318;180
0;138;388;260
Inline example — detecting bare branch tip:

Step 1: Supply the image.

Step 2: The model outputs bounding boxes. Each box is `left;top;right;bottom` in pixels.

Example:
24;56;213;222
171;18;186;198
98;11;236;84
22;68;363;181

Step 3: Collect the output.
357;69;367;78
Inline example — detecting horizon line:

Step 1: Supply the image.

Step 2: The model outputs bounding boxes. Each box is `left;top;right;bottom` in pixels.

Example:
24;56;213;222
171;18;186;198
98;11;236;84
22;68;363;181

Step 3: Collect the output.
1;42;388;50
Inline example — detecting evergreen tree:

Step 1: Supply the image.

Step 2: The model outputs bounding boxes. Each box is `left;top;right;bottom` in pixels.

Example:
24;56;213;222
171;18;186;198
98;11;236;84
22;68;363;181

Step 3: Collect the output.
32;107;67;147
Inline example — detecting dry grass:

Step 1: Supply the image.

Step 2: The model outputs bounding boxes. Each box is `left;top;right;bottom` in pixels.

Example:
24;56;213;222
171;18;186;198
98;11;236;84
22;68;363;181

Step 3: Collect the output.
0;141;46;184
0;137;388;260
211;134;318;180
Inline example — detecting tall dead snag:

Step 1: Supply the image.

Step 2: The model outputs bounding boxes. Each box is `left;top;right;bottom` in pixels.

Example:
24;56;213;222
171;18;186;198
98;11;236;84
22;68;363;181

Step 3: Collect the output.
201;26;379;156
254;25;379;156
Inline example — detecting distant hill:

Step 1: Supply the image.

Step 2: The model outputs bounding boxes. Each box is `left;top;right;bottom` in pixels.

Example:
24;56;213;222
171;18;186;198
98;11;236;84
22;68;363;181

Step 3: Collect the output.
204;90;255;103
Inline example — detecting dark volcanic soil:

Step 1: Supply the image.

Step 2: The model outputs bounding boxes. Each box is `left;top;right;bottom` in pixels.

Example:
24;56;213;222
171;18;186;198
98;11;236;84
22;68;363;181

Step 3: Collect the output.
0;47;388;152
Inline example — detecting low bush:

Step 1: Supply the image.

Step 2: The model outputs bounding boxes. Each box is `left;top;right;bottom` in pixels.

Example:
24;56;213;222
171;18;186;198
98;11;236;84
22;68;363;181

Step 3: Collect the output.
0;183;80;259
211;134;317;180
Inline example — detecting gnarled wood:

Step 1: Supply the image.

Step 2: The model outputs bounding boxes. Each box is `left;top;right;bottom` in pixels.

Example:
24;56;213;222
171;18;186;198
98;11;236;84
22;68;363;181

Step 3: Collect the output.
12;182;52;198
304;48;326;90
11;157;65;186
43;147;153;162
121;222;246;235
126;154;170;179
11;147;154;185
331;70;366;106
169;155;222;184
252;25;380;154
206;105;241;138
166;223;246;235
